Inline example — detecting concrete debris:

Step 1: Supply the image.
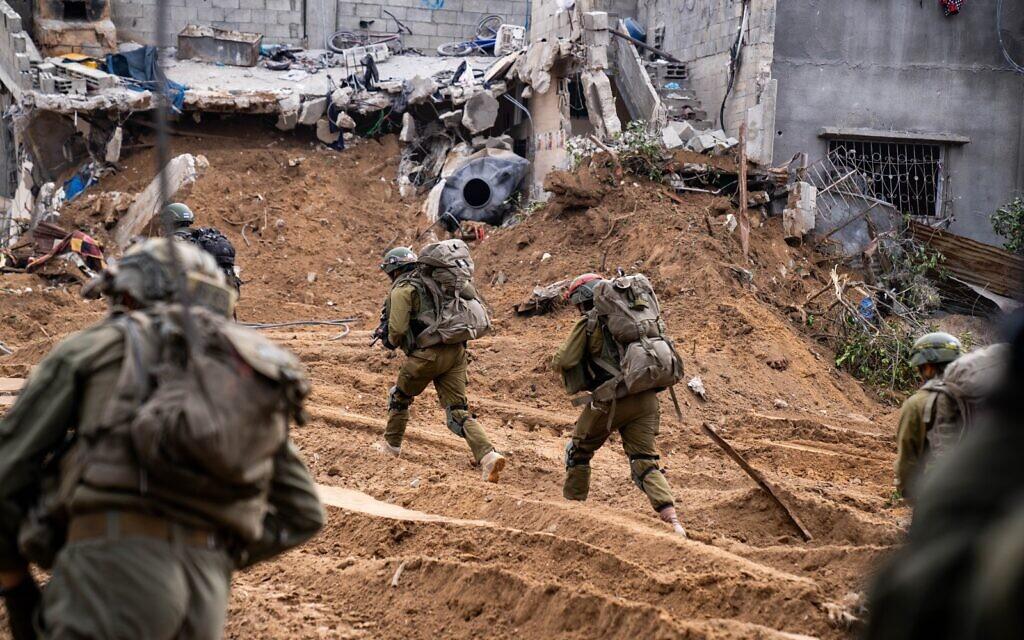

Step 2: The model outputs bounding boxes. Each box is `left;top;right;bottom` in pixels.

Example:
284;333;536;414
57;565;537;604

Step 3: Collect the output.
399;113;416;143
687;376;708;400
406;75;438;105
668;120;699;143
113;154;209;250
662;125;684;150
462;91;499;134
423;179;447;223
581;71;621;139
331;86;354;109
275;93;301;131
783;182;817;240
513;42;559;94
298;97;327;126
316;118;340;145
439;110;463;129
686;129;737;155
104;126;123;164
335;111;356;130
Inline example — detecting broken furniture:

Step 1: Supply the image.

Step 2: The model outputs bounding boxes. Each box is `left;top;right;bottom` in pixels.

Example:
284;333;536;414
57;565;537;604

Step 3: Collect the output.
178;25;263;68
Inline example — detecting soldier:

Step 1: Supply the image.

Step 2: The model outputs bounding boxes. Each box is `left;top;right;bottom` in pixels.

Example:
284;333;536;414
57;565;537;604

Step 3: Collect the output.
0;238;323;640
164;202;242;293
374;244;506;483
552;273;686;536
895;331;964;502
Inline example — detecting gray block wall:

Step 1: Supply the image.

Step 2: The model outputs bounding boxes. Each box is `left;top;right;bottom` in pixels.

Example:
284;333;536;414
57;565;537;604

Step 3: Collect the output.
772;0;1024;245
110;0;529;51
112;0;305;45
638;0;775;136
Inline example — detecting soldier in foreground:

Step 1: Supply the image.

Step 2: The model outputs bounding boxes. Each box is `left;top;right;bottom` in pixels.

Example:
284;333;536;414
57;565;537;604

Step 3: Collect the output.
866;313;1023;639
373;242;506;483
0;239;323;639
552;273;687;535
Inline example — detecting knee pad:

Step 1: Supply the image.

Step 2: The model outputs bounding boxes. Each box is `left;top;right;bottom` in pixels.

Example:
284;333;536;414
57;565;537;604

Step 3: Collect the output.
445;403;470;437
564;440;593;469
629;454;664;492
563;465;592;501
388;386;413;412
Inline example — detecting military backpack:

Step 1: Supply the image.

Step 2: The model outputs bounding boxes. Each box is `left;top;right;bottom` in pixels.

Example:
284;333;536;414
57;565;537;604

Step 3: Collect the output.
922;343;1009;458
414;239;492;347
587;274;684;403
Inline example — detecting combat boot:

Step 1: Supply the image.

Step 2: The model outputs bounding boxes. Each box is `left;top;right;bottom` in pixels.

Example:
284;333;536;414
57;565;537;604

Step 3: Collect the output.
373;441;401;457
480;450;506;483
563;465;591;501
659;506;687;537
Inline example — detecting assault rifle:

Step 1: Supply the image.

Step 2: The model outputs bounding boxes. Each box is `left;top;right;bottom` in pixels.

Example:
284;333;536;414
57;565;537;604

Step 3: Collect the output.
370;303;389;347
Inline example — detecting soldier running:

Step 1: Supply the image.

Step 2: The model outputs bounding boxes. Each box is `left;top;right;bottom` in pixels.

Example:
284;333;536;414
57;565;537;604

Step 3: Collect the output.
553;273;687;536
374;243;506;483
0;239;323;639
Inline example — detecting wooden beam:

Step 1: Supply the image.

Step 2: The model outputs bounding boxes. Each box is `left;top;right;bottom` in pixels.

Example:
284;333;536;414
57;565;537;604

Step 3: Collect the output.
702;422;813;541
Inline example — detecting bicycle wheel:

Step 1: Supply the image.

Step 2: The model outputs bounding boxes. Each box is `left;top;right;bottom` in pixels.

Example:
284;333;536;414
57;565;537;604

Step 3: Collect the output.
437;40;477;56
476;15;503;39
328;31;362;53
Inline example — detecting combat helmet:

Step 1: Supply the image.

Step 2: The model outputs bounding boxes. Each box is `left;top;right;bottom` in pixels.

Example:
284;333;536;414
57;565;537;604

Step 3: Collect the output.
380;247;418;275
83;238;236;316
162;202;195;229
565;273;604;307
910;332;964;368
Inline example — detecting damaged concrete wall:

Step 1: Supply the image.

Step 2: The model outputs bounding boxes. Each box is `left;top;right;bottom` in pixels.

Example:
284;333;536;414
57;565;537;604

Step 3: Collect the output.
638;0;776;137
112;0;305;45
772;0;1024;246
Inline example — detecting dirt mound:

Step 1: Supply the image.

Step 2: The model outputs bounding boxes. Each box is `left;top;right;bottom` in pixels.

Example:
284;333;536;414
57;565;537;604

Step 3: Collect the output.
2;121;904;639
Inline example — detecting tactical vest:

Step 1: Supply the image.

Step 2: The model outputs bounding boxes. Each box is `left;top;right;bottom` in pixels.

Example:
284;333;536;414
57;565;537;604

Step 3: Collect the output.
63;305;308;543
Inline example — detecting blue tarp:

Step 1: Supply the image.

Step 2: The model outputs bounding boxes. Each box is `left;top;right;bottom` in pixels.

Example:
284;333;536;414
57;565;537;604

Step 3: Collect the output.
105;47;187;113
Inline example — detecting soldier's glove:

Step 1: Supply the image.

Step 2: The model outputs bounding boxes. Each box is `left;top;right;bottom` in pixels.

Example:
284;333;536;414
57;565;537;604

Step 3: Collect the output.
2;574;42;640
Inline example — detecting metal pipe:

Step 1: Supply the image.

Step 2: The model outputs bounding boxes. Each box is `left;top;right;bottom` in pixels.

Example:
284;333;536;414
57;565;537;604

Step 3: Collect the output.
608;29;683;65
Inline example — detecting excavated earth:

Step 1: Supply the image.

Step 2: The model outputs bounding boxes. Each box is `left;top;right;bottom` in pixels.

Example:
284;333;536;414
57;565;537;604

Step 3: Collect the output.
0;121;910;639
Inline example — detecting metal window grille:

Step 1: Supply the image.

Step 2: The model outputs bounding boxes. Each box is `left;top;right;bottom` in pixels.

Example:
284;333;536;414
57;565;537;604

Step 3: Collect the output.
827;139;943;218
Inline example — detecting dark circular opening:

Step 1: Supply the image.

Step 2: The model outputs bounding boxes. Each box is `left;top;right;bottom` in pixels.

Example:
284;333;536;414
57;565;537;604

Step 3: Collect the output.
463;178;491;208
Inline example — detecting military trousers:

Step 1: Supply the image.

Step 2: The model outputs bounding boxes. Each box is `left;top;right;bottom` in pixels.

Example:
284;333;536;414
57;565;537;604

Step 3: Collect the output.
385;343;495;463
41;532;233;639
564;390;675;512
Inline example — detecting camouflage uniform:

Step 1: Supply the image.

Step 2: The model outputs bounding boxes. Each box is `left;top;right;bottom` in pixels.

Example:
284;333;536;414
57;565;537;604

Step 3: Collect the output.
552;317;675;512
383;275;495;463
0;241;323;639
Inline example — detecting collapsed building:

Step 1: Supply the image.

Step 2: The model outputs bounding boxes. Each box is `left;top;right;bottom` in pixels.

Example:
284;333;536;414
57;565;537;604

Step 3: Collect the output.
0;0;1021;311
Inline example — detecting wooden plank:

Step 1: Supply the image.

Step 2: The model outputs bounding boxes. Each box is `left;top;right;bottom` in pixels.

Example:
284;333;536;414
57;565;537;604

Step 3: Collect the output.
910;222;1024;299
702;422;813;541
738;122;750;260
0;378;24;394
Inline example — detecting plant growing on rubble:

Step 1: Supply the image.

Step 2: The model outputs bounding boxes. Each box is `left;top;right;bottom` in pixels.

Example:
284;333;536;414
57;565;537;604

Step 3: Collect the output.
613;120;664;181
992;196;1024;255
834;319;920;398
874;236;944;314
566;136;599;169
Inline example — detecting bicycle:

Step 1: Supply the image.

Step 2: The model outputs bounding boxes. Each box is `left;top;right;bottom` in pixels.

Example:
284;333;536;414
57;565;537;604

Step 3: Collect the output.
328;10;411;54
436;15;503;57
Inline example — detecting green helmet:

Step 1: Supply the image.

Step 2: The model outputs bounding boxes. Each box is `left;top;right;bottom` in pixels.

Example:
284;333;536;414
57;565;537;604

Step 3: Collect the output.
162;202;194;228
83;238;235;316
910;332;964;368
380;247;417;275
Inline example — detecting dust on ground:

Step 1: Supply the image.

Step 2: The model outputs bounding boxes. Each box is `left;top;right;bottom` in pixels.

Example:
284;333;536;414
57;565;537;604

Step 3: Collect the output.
1;121;908;639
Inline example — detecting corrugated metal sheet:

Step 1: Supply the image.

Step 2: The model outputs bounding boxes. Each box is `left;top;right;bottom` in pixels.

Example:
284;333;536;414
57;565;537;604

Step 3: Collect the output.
910;221;1024;300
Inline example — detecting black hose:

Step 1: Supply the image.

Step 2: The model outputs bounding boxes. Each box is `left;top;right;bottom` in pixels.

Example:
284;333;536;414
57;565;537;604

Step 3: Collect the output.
719;0;750;131
239;319;359;330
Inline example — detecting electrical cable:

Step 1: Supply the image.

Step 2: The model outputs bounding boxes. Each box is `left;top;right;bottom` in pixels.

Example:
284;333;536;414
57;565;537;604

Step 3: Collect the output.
996;0;1024;75
719;0;750;130
239;319;358;330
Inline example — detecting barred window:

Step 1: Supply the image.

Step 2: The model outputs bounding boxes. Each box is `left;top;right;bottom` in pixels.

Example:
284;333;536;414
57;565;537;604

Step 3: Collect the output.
827;139;943;218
